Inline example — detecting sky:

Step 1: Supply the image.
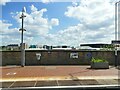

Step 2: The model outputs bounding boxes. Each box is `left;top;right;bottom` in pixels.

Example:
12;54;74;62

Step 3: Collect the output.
0;0;120;47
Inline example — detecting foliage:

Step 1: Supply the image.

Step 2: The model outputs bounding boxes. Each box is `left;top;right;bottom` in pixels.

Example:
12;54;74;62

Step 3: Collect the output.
91;57;108;63
100;45;115;51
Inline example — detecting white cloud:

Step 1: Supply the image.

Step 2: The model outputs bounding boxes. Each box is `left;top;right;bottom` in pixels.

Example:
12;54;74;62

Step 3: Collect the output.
38;0;116;46
0;0;11;5
30;5;38;12
2;1;117;46
41;0;53;3
65;0;114;24
0;20;21;45
41;23;114;46
51;18;59;26
63;0;116;45
1;5;59;45
12;5;59;36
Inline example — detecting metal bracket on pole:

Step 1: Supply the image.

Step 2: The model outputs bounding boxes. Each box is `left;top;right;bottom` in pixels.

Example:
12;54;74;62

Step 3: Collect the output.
19;28;26;31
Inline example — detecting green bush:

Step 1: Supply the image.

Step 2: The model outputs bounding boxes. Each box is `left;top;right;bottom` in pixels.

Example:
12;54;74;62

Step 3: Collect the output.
91;57;108;63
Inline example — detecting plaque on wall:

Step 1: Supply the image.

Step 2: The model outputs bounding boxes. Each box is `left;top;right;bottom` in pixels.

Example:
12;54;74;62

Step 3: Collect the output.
36;53;41;60
70;53;78;59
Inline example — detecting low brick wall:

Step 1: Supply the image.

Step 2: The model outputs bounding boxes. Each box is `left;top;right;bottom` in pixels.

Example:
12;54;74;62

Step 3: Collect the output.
1;50;120;66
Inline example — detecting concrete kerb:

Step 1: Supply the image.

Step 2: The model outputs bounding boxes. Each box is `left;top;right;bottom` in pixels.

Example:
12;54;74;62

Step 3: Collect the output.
1;76;119;82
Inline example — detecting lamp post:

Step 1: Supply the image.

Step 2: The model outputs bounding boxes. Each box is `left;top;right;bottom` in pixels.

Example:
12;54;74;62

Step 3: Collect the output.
115;1;120;67
19;8;26;67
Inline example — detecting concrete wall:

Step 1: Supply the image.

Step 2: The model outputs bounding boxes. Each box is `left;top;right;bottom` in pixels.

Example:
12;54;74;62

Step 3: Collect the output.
1;50;120;66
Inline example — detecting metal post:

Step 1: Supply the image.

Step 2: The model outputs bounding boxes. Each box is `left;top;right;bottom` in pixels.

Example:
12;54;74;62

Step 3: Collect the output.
115;1;120;67
115;2;117;67
19;9;26;67
115;3;118;41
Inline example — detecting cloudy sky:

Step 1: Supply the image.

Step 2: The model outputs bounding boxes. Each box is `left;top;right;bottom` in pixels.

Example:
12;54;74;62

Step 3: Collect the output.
0;0;119;47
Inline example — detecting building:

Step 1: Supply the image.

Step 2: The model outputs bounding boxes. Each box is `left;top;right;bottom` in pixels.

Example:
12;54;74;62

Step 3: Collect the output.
27;45;72;50
29;45;37;48
52;45;72;50
20;43;28;49
111;40;120;50
80;44;114;50
80;44;111;48
7;44;20;51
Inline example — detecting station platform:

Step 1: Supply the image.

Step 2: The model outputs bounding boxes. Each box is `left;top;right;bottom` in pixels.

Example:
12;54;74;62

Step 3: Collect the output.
0;66;120;89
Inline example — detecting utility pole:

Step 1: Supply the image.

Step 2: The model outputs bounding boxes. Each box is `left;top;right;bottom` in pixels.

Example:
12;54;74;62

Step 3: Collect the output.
19;8;26;67
115;1;120;67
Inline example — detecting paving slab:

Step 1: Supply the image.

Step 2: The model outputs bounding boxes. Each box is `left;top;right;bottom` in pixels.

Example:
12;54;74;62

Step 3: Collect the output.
0;82;14;88
58;80;80;86
1;79;119;89
79;79;100;85
96;79;119;85
10;81;36;88
36;80;58;87
114;79;120;83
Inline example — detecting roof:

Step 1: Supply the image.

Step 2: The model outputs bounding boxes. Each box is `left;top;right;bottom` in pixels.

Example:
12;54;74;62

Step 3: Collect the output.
7;44;19;46
80;44;111;48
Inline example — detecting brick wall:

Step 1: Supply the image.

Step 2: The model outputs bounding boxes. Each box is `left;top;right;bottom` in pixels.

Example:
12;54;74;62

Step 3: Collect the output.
1;50;120;66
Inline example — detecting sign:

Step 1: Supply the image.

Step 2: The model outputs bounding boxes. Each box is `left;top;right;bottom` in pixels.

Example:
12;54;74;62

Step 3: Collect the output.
36;53;41;60
70;53;78;59
86;52;92;59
